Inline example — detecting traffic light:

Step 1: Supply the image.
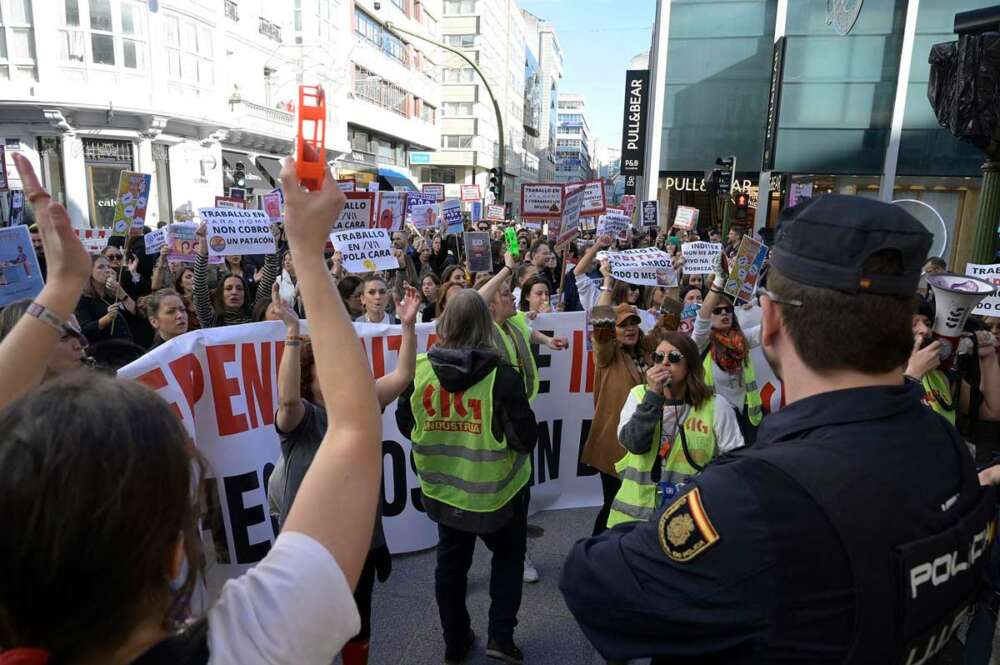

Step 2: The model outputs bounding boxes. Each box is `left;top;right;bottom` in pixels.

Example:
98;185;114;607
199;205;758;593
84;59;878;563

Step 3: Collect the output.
233;162;247;189
488;167;501;199
735;191;750;221
715;155;735;196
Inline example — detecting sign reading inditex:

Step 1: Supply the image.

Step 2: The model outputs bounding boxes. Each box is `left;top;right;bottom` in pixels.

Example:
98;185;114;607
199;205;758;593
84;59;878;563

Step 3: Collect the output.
619;69;650;176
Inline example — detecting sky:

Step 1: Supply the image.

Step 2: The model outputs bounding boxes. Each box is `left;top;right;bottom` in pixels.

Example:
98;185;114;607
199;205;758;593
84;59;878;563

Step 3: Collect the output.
518;0;657;161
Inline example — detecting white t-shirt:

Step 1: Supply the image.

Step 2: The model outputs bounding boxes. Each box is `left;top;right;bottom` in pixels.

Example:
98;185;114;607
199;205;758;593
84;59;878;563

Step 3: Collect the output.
617;391;745;455
208;531;360;664
692;315;762;411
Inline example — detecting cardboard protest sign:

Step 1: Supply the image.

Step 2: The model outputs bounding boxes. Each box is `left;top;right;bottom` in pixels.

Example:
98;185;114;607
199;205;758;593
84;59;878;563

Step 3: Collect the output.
411;202;440;230
724;236;768;304
461;184;481;202
486;204;505;222
75;228;112;255
335;192;376;230
673;205;699;231
567;180;607;217
641;200;659;228
200;208;276;257
966;264;1000;316
111;171;152;236
555;186;584;250
598;208;631;239
679;302;700;336
0;146;7;192
143;228;167;255
681;241;723;275
605;247;678;287
441;199;463;235
214;196;245;210
521;183;564;220
422;183;445;202
262;191;283;222
405;192;437;224
8;191;25;227
165;223;218;263
375;191;407;231
620;195;636;217
330;228;397;273
337;178;356;193
463;231;492;273
0;225;43;307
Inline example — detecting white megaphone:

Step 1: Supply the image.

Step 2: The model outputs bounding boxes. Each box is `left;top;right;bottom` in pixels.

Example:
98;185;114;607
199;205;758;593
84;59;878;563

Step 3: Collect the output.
927;273;997;370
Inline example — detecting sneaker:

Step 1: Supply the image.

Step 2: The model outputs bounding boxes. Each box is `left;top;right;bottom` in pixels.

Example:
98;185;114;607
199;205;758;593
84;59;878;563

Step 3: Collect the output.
486;638;524;664
444;629;475;665
522;554;539;584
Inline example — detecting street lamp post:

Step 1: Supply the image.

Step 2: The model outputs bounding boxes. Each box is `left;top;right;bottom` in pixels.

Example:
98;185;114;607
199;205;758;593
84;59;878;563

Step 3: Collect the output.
383;21;505;201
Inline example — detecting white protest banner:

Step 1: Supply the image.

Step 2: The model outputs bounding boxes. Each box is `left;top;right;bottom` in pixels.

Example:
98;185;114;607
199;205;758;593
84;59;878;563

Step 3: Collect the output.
724;236;768;304
375;191;407;231
673;205;699;231
966;264;1000;315
460;184;482;203
486;204;505;222
641;200;659;228
441;199;463;235
597;208;631;239
606;247;678;287
118;314;785;601
411;202;440;230
144;228;167;255
75;228;112;255
331;228;397;273
199;208;276;257
0;224;43;307
422;183;446;202
567;180;607;217
521;183;564;220
335;192;376;230
681;241;723;275
555;186;583;250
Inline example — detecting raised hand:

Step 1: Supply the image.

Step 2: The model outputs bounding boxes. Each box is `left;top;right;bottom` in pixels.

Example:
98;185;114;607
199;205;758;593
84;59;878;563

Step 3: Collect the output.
279;150;347;252
396;283;422;327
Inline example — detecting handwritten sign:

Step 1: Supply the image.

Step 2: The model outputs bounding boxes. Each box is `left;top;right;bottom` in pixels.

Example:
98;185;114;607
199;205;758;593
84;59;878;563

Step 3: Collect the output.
724;236;768;304
605;247;677;287
681;241;723;275
521;183;563;220
641;200;659;228
422;183;445;202
330;228;397;273
335;192;376;230
673;205;699;231
461;184;482;202
555;186;583;250
200;208;275;257
966;263;1000;316
111;171;152;236
411;202;440;230
598;208;631;239
143;228;167;255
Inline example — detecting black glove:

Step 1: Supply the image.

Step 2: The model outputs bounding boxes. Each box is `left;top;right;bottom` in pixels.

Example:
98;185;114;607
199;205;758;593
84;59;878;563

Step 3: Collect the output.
372;543;392;583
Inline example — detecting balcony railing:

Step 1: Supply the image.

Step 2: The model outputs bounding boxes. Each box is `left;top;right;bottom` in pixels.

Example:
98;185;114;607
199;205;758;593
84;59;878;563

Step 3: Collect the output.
258;17;282;42
224;0;238;21
240;100;295;126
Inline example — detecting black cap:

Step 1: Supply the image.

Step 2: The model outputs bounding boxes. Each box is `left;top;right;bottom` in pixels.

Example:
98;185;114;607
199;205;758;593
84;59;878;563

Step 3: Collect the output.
770;195;932;297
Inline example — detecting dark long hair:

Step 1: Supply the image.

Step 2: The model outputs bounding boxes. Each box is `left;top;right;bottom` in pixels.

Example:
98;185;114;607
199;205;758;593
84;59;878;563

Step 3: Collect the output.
659;331;714;408
0;371;207;663
519;275;550;312
212;272;252;318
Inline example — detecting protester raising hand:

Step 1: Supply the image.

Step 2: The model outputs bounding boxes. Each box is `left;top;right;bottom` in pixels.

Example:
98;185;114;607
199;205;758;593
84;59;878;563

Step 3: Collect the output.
0;154;91;408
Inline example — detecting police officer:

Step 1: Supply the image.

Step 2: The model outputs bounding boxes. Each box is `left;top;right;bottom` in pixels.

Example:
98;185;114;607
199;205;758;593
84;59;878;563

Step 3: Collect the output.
395;288;538;665
559;195;996;664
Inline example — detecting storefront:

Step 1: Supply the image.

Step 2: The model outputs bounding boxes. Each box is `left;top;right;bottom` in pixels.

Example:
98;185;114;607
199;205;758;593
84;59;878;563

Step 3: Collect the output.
83;138;135;230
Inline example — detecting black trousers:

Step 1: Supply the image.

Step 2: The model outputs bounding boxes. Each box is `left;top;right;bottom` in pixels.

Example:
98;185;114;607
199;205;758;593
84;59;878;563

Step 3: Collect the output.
592;471;622;536
735;403;758;446
349;550;376;643
435;489;528;647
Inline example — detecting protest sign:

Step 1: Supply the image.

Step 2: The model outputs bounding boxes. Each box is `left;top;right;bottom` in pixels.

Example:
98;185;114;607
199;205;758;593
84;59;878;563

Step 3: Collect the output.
470;201;483;223
330;228;397;273
8;191;25;227
597;208;631;239
620;195;636;217
486;204;505;222
679;302;700;336
228;187;246;202
422;183;445;202
111;171;152;236
521;183;564;220
411;202;440;230
375;191;407;231
405;191;436;224
214;196;245;210
0;146;7;191
200;208;276;257
724;236;768;304
76;228;112;255
337;178;356;193
368;181;380;192
335;192;376;230
119;313;786;601
605;247;677;287
441;199;463;235
0;225;43;307
460;184;481;202
581;216;596;232
673;205;699;231
966;264;1000;315
262;191;283;222
555;186;583;250
641;200;659;228
463;231;492;273
166;223;218;263
567;180;607;217
143;228;167;255
681;241;723;275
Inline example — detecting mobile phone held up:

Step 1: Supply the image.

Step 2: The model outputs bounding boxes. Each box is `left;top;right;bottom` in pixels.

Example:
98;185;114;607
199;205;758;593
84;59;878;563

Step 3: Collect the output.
296;85;327;191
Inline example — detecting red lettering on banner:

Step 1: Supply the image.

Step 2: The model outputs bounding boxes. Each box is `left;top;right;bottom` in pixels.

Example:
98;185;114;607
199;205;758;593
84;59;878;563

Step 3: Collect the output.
169;353;204;416
206;343;249;436
134;367;183;420
570;330;583;393
241;342;275;429
371;336;385;379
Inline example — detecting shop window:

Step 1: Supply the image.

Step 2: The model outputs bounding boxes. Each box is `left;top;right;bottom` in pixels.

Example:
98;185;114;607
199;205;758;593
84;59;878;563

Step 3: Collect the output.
152;143;172;228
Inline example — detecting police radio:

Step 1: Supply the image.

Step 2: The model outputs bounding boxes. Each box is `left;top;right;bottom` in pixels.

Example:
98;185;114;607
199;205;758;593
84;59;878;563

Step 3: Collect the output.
927;273;996;370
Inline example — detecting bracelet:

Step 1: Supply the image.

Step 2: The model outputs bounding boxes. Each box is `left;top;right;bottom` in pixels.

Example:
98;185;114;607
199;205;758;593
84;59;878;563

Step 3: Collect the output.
286;335;301;343
285;339;301;348
709;286;725;294
26;301;66;333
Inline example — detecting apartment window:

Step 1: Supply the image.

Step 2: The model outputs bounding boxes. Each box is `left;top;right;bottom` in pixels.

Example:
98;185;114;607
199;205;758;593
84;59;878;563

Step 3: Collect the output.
58;0;146;70
443;67;474;83
165;13;212;86
442;135;473;149
390;0;406;12
224;0;238;21
0;0;38;80
424;12;438;38
421;102;436;123
355;9;406;65
442;102;473;116
443;0;475;13
353;64;407;116
444;33;475;48
350;128;373;154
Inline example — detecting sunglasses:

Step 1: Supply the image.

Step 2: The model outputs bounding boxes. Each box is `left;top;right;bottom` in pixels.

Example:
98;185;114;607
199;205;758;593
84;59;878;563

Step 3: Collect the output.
105;253;123;260
712;305;734;316
652;350;683;365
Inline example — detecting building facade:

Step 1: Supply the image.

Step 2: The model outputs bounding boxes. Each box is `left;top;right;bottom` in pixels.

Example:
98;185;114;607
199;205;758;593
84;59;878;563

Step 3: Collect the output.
522;9;562;182
648;0;1000;269
555;93;594;183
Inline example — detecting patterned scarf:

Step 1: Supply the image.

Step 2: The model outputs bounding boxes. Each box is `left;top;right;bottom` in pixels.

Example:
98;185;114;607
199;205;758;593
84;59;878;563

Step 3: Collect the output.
710;327;748;374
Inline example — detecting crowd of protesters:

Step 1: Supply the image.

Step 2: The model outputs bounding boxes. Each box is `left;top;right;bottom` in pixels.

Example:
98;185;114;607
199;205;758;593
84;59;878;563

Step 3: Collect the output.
1;146;1000;665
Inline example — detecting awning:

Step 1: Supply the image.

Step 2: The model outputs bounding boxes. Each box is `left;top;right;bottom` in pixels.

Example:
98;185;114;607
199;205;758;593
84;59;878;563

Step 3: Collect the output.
378;166;418;192
222;151;271;191
255;156;283;186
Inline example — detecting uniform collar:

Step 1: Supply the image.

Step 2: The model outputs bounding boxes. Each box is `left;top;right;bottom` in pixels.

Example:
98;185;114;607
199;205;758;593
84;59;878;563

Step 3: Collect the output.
757;382;925;444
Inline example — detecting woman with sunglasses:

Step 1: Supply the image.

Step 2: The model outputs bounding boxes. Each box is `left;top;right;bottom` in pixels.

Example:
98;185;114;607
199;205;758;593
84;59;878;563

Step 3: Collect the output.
607;332;743;528
693;253;764;444
0;299;90;378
